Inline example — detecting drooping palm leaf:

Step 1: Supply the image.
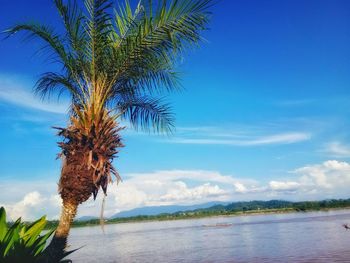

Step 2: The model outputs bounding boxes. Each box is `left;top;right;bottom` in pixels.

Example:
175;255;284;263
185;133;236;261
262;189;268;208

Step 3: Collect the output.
117;95;174;132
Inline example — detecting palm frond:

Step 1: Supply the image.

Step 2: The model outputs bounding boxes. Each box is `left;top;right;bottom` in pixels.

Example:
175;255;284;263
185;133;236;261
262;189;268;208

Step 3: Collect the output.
84;0;114;80
107;0;211;97
54;0;87;59
4;23;70;67
35;72;82;102
117;95;174;133
110;59;181;98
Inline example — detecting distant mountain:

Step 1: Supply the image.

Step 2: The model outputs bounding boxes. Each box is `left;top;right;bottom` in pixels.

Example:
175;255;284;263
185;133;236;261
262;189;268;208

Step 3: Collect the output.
110;201;229;218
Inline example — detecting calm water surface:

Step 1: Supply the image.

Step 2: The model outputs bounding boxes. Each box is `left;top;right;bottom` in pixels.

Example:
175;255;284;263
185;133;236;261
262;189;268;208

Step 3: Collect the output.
68;209;350;262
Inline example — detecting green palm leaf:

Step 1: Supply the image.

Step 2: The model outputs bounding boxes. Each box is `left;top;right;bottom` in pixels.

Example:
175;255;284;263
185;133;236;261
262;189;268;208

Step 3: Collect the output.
0;207;7;242
4;0;212;132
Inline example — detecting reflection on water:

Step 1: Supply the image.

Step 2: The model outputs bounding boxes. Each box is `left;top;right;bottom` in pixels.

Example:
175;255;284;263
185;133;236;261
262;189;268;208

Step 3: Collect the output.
68;209;350;262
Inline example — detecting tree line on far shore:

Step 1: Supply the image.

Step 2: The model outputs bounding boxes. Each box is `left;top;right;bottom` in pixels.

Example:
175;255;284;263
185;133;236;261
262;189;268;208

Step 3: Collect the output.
40;198;350;228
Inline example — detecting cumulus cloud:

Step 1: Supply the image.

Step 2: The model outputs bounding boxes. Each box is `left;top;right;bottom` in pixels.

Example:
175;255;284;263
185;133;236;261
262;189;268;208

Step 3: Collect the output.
294;160;350;190
266;160;350;198
1;191;61;221
0;170;250;220
2;161;350;220
268;181;300;192
234;183;248;193
159;182;227;202
99;170;241;216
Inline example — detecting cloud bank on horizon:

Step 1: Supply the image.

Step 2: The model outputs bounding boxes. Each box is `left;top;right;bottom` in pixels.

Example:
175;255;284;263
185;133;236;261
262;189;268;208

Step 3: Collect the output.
2;160;350;220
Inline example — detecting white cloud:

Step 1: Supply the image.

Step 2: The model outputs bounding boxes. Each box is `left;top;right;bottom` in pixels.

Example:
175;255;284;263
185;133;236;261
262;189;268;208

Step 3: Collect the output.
294;160;350;190
159;182;227;202
101;170;241;214
1;191;61;221
0;74;68;114
234;182;248;193
0;170;250;220
2;160;350;220
113;184;148;209
269;181;300;192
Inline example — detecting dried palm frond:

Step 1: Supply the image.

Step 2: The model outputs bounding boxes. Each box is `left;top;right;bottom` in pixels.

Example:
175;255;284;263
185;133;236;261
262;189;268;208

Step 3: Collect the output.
56;106;124;204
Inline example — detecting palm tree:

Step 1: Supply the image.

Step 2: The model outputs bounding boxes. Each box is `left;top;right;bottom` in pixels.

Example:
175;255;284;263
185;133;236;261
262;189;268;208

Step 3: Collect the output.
5;0;212;261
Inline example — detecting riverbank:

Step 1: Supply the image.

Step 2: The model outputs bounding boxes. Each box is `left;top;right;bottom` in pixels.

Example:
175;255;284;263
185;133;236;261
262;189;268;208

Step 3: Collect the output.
45;203;350;229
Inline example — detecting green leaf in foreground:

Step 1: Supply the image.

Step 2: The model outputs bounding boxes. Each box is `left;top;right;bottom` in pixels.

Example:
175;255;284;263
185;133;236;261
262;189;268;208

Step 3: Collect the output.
0;206;70;263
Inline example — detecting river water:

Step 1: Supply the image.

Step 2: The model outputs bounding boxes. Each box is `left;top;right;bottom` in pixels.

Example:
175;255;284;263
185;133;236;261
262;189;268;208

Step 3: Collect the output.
68;209;350;262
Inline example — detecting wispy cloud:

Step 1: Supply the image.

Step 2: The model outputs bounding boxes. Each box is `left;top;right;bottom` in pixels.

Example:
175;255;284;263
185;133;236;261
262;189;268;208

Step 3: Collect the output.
135;121;315;147
0;74;68;114
323;141;350;157
168;132;311;146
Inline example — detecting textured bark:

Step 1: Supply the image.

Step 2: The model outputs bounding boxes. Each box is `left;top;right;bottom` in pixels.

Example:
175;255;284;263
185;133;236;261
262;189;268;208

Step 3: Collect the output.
55;201;78;239
39;108;123;262
59;156;96;204
56;108;123;203
38;201;77;263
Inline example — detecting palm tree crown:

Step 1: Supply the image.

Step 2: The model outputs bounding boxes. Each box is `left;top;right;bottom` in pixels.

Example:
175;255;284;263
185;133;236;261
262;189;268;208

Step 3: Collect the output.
7;0;212;131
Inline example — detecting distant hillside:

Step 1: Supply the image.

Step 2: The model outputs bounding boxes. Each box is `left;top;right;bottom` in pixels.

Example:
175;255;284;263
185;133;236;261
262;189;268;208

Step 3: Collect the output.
76;216;99;221
41;199;350;229
80;199;350;222
185;199;350;214
110;201;229;218
192;200;294;213
43;198;350;229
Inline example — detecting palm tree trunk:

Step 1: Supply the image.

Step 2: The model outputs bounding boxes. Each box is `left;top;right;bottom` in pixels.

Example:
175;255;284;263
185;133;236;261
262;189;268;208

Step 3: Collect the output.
55;200;78;240
37;110;123;262
38;201;78;263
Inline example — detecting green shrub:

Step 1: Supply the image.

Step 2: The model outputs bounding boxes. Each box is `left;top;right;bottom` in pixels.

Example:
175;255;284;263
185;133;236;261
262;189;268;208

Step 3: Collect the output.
0;207;54;263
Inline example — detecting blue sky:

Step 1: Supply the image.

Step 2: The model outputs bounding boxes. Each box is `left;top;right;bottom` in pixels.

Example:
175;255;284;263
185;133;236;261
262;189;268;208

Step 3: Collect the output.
1;0;350;220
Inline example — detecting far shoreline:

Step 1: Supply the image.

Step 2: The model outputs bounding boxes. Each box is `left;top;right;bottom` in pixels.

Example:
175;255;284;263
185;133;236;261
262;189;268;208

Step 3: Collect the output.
63;206;350;229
